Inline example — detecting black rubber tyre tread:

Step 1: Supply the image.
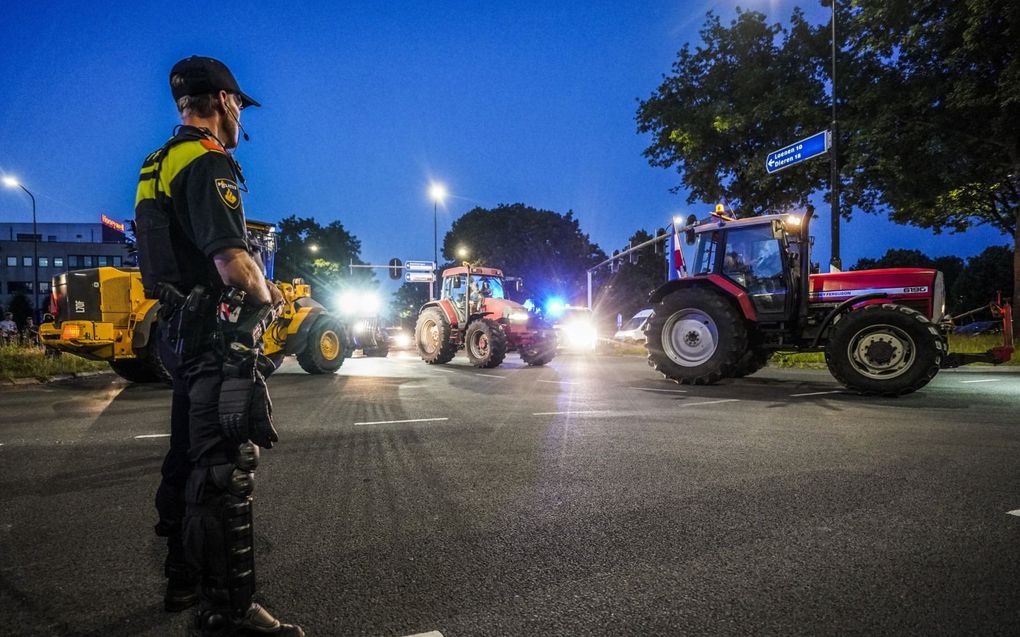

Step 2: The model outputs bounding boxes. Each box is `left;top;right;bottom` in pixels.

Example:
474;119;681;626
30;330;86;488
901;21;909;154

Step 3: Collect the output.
465;318;508;368
415;307;458;365
364;346;390;358
824;303;944;396
644;287;748;385
111;327;171;384
297;316;347;374
731;348;771;378
519;334;557;366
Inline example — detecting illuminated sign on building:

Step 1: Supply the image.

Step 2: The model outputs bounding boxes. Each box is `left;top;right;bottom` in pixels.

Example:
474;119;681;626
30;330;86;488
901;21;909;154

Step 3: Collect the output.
101;214;125;233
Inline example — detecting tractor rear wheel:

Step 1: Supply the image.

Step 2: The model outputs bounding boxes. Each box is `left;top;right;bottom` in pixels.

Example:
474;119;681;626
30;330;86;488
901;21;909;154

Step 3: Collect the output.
297;317;347;374
465;319;507;368
519;333;557;366
645;288;748;385
825;303;944;396
731;348;771;378
416;307;457;364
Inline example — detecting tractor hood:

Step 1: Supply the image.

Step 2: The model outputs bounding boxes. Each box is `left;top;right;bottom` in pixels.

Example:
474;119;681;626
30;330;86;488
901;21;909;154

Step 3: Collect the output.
482;297;532;321
808;268;943;320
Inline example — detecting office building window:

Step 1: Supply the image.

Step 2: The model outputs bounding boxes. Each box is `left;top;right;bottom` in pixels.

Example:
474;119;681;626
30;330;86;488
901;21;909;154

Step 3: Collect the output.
5;256;16;267
68;255;79;268
47;235;57;241
8;281;32;294
112;256;122;267
82;256;94;267
54;257;64;268
39;257;49;267
16;233;41;242
97;256;108;266
39;281;50;293
22;256;32;267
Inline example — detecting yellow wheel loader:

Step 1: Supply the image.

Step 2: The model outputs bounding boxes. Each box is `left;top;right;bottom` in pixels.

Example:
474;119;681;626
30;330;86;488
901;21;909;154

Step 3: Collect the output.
38;221;349;383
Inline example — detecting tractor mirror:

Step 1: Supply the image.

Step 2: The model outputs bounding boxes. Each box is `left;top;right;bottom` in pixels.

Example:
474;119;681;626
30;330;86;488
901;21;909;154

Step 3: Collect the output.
771;219;784;239
684;214;698;245
452;277;462;289
515;279;523;293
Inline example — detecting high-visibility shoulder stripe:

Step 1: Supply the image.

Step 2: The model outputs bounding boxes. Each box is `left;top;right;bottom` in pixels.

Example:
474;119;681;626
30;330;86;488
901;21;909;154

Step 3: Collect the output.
134;140;216;208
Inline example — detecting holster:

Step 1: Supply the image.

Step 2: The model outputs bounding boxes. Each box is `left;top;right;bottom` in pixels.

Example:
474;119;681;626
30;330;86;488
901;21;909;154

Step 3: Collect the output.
157;283;213;357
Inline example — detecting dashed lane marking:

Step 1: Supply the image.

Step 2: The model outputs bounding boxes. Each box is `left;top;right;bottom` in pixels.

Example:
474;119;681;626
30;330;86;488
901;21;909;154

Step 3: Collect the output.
474;373;505;379
1007;509;1020;517
532;410;612;416
134;434;171;439
790;390;845;397
355;417;449;426
960;379;1001;384
682;399;741;407
401;632;444;637
537;379;580;385
633;387;688;393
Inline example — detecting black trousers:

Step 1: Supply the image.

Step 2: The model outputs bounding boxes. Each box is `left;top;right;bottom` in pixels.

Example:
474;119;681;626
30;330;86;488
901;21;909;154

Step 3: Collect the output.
155;332;257;615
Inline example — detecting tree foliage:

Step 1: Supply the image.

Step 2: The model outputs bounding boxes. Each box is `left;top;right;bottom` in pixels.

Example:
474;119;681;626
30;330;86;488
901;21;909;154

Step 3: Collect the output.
274;215;373;293
851;248;965;309
443;204;605;303
950;245;1014;313
7;294;34;328
595;229;666;327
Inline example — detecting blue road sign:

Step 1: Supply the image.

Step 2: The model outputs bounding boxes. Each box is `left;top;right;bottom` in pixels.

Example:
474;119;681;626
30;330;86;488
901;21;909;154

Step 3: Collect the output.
405;271;434;283
405;260;435;272
766;130;830;174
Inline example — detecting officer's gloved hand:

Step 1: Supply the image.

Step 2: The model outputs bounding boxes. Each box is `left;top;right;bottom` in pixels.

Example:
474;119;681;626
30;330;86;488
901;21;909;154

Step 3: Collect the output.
248;368;279;449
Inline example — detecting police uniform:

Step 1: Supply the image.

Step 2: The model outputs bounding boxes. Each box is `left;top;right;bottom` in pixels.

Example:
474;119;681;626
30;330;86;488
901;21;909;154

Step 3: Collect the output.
135;56;302;637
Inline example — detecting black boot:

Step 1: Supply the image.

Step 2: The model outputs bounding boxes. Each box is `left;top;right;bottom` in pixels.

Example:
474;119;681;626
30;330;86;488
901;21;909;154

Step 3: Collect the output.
195;604;304;636
165;561;198;612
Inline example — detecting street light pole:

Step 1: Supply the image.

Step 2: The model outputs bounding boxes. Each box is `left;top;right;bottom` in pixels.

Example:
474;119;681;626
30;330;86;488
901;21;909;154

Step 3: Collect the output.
829;0;841;271
3;177;39;318
428;182;447;301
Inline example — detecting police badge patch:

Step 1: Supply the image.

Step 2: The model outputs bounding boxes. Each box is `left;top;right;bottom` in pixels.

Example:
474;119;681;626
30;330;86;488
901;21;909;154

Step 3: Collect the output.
215;178;241;209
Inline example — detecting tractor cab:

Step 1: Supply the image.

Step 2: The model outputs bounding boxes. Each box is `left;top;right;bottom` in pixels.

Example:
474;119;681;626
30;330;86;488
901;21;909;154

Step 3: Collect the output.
689;213;805;324
440;266;517;321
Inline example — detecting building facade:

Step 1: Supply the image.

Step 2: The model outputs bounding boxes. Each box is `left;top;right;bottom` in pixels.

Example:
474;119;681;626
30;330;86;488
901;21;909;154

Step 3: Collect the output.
0;219;132;311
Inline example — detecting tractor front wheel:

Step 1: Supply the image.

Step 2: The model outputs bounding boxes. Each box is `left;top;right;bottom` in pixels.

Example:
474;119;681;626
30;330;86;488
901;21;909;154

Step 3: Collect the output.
415;307;457;364
297;317;347;374
825;303;944;396
465;319;508;368
519;333;557;366
645;287;748;385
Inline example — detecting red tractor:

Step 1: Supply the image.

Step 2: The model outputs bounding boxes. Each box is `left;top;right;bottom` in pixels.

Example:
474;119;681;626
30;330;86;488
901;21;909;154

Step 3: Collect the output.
414;266;558;368
645;207;1014;395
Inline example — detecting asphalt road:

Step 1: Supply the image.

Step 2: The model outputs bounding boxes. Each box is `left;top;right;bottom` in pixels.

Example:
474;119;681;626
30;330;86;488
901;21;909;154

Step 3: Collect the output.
1;352;1019;636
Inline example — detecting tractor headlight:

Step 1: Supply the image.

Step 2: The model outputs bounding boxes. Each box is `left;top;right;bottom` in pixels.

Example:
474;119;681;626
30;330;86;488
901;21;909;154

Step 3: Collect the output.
393;332;412;348
507;311;530;323
337;291;381;316
932;272;946;323
353;320;368;334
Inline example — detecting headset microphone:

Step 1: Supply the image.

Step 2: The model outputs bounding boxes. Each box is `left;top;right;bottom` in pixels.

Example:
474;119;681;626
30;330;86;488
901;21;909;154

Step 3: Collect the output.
227;103;250;142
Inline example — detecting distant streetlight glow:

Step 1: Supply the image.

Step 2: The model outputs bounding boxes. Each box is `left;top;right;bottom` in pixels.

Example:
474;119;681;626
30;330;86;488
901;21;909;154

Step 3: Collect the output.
429;182;447;204
3;175;39;320
2;176;19;188
428;181;449;300
308;244;319;253
456;245;469;259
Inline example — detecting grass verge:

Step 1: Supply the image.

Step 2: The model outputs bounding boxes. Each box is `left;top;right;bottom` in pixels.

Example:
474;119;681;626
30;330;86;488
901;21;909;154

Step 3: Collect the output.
0;345;109;382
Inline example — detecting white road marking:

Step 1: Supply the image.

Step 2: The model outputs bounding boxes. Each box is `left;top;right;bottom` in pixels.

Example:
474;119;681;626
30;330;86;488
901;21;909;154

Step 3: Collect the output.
1007;509;1020;517
682;399;741;407
790;390;845;397
431;368;457;373
960;379;1001;384
134;434;171;439
532;410;611;416
401;632;444;637
354;417;449;426
537;379;579;385
474;373;505;379
633;387;688;393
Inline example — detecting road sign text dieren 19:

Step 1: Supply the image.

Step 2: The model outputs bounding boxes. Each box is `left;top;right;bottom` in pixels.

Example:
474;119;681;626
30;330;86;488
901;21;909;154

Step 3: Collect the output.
405;272;435;283
766;130;830;174
405;260;435;272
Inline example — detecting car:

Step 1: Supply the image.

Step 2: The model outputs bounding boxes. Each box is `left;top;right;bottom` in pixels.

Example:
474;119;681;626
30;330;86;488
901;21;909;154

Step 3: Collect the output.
551;306;598;352
385;326;414;351
953;320;1002;336
614;308;653;343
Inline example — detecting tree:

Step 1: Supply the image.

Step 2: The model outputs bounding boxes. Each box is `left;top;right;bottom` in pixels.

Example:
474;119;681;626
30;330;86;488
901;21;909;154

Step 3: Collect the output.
951;245;1014;315
443;204;605;304
274;215;373;294
636;8;830;216
841;0;1020;327
851;249;965;310
391;282;430;324
595;229;666;328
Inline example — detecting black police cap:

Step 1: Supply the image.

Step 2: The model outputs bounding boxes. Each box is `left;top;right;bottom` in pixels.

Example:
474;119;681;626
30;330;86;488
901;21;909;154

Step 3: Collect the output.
169;56;260;109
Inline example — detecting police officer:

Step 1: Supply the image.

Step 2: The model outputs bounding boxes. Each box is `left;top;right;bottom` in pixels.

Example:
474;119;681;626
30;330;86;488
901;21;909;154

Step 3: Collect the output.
134;56;302;636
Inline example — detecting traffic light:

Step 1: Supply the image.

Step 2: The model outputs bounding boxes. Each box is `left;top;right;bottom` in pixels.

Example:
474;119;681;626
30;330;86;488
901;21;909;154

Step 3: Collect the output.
388;258;402;280
611;250;620;273
629;242;638;265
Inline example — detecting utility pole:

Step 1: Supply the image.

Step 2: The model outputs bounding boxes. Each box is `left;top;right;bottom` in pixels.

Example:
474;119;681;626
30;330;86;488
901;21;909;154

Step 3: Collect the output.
829;0;842;271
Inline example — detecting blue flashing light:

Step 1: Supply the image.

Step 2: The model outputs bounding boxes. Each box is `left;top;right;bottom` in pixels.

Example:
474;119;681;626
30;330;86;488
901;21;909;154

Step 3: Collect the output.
545;297;566;317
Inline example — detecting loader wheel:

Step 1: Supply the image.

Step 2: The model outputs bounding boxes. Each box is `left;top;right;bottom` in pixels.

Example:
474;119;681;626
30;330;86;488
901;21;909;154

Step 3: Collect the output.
110;328;171;385
416;307;457;364
297;317;347;374
731;348;771;378
645;287;748;385
825;303;945;396
364;345;390;358
519;333;557;366
465;318;508;368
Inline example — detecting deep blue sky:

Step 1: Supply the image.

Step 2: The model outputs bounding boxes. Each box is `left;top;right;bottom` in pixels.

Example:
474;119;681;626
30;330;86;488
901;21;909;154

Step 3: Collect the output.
0;1;1008;287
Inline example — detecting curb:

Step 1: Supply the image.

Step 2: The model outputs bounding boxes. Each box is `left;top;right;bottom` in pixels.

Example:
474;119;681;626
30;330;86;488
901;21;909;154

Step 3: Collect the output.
1;369;115;387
